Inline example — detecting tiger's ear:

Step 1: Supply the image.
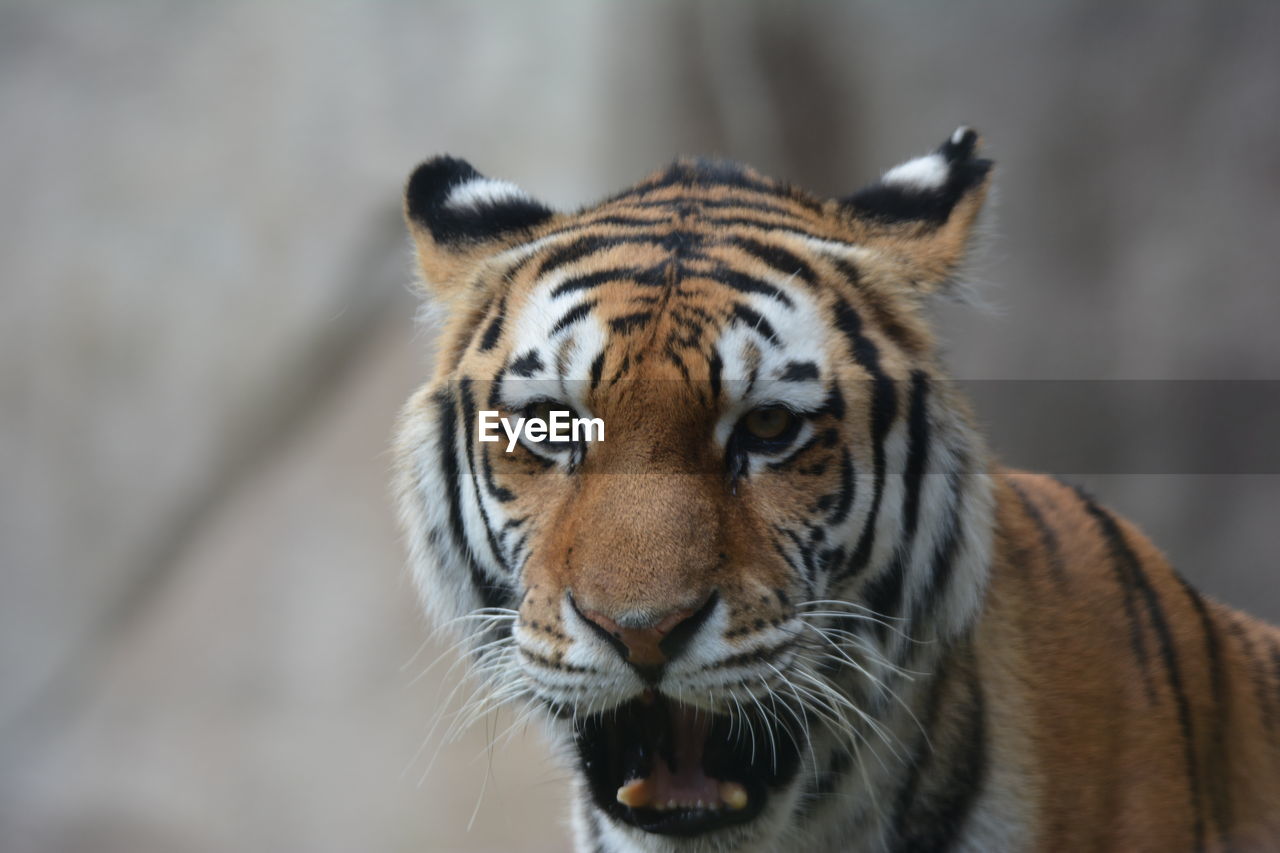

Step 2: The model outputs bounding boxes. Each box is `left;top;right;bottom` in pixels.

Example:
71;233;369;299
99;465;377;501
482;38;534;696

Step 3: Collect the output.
403;156;556;299
841;128;993;292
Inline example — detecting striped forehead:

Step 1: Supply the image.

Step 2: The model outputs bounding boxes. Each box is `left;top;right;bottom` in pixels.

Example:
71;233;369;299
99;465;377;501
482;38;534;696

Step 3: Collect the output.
498;233;831;415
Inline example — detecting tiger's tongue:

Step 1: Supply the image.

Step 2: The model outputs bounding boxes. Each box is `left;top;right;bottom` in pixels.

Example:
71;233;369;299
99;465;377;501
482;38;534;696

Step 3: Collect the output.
615;704;748;810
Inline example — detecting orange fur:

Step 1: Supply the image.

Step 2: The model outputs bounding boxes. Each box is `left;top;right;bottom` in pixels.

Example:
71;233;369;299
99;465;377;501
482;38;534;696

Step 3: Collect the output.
982;472;1280;850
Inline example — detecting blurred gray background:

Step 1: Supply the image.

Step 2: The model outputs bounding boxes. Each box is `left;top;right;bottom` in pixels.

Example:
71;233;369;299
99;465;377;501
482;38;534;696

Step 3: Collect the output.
2;2;1278;851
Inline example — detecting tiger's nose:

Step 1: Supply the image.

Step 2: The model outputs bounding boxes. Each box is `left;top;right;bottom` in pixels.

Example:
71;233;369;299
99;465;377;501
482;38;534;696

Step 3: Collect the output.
572;591;719;675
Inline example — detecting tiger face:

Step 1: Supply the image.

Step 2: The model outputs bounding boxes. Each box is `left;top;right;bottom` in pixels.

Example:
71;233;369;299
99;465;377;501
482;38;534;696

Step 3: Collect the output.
395;130;997;851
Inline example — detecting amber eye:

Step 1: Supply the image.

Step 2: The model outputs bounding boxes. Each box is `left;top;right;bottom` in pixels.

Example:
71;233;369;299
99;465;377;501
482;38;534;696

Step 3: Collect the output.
525;400;557;425
727;405;804;480
742;405;796;441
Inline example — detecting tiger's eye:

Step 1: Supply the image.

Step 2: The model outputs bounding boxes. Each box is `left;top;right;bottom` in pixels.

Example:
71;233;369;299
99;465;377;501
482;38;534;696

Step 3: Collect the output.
743;406;795;440
527;400;556;423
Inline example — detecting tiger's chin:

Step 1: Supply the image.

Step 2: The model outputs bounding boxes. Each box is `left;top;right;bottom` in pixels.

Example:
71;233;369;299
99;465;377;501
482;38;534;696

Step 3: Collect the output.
572;690;802;839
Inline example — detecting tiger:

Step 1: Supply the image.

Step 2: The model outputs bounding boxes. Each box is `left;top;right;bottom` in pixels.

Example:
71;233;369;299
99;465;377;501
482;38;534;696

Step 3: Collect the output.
392;128;1280;852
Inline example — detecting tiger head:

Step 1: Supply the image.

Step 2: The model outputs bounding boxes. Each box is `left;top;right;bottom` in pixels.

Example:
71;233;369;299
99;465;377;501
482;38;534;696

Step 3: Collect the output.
395;130;997;851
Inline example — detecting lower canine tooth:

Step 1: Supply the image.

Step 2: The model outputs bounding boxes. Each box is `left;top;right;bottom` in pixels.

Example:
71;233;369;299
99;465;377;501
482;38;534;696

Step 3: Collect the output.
720;781;749;811
616;778;652;808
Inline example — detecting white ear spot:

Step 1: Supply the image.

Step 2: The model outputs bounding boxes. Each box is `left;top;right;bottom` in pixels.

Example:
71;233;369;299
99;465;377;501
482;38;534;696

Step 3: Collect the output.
445;178;531;211
951;126;970;145
881;153;949;191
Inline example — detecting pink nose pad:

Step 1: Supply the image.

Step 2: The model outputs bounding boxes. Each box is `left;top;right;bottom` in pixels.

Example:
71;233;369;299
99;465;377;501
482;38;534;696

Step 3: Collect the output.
578;608;693;667
574;591;719;671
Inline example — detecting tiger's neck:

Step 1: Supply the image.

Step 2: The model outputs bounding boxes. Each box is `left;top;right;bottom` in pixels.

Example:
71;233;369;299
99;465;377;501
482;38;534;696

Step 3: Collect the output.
791;454;1004;849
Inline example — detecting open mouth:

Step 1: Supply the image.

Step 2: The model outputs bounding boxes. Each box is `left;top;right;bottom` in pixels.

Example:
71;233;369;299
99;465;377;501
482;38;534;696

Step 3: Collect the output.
574;690;802;836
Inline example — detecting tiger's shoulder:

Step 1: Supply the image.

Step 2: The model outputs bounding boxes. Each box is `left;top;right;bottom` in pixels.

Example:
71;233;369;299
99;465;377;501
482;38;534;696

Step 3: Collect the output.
977;470;1280;850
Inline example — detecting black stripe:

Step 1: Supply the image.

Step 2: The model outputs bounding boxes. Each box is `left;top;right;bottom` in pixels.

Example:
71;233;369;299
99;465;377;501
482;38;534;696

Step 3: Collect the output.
766;429;827;473
479;443;515;503
478;294;506;352
434;392;509;614
733;236;817;285
900;372;930;539
535;235;615;278
861;372;930;638
1082;498;1206;852
887;643;987;852
551;301;596;335
582;215;673;228
1176;576;1233;847
703;268;796;307
898;679;986;851
458;379;513;575
549;267;639;299
588;352;605;390
508;350;543;378
537;217;670;240
1073;485;1158;704
609;353;631;384
833;295;889;377
704;214;816;232
832;296;898;582
1007;481;1069;587
729;303;779;344
609;311;652;333
537;224;670;244
508;531;530;569
906;471;965;643
822;383;846;421
632;195;801;218
863;559;906;643
708;349;723;402
780;360;820;382
828;256;921;354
